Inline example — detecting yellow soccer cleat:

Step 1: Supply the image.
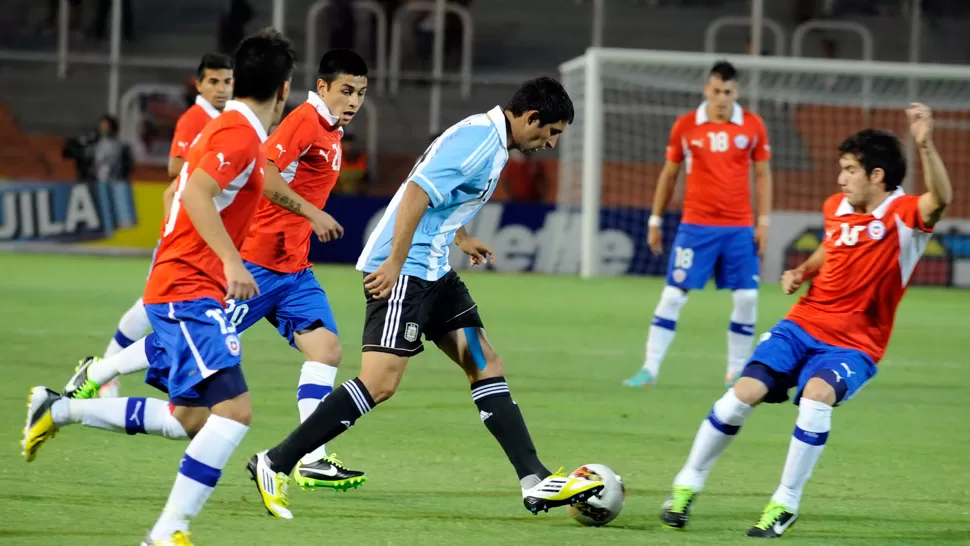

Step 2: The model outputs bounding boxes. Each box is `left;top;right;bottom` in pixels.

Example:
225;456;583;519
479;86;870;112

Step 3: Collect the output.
140;531;193;545
522;467;605;514
246;451;293;519
22;387;60;462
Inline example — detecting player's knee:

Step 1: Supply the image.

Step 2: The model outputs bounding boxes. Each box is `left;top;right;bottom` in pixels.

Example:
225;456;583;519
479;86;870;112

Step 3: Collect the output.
171;406;210;437
296;326;342;365
657;285;689;317
472;353;505;381
359;352;408;404
210;397;253;426
732;289;758;316
801;376;837;406
732;376;768;406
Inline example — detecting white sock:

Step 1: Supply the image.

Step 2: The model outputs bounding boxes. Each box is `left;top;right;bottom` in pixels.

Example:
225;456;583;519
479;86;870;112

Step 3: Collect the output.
727;289;758;379
297;361;339;464
149;415;248;541
673;389;753;491
85;336;150;386
771;398;832;512
642;285;688;378
49;396;187;439
104;298;151;357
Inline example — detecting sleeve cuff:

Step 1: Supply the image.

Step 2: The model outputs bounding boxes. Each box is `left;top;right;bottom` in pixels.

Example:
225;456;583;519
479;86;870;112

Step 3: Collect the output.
410;174;444;207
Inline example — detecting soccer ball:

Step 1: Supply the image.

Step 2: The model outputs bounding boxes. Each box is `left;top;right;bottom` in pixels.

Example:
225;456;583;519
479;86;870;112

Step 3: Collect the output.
566;463;625;527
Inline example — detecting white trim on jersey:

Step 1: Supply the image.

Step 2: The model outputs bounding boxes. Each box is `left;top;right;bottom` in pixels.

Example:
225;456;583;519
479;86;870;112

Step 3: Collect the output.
696;101;744;126
196;95;221;119
834;187;905;217
279;145;313;184
356;182;407;271
224;100;268;142
895;214;932;286
213;159;257;212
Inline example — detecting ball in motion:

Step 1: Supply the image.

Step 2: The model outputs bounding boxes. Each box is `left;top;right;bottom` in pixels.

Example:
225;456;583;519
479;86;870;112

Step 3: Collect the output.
566;463;625;526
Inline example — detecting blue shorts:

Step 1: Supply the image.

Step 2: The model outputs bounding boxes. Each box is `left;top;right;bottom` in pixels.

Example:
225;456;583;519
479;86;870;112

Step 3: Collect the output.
228;262;338;347
743;319;877;406
665;223;760;290
144;298;247;404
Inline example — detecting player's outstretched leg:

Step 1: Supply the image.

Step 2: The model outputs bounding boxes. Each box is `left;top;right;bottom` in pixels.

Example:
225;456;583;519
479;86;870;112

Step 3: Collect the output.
726;289;758;387
434;327;605;514
291;326;366;491
100;297;152;398
64;335;154;399
746;377;835;538
661;377;764;529
250;353;388;518
624;285;688;387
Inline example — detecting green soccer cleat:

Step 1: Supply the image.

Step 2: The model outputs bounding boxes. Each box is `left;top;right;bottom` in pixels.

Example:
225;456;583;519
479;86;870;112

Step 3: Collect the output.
63;357;102;399
661;485;697;529
294;454;367;491
746;500;798;538
622;369;656;388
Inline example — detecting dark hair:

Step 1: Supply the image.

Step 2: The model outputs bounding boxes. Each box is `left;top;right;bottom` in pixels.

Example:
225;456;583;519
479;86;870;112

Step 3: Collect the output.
232;28;297;102
505;77;574;126
710;60;737;82
196;53;233;80
838;128;906;191
99;114;119;136
318;48;368;83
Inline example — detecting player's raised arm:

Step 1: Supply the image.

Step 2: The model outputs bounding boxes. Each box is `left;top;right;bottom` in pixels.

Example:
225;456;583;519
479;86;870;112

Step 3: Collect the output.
647;119;686;255
908;103;953;228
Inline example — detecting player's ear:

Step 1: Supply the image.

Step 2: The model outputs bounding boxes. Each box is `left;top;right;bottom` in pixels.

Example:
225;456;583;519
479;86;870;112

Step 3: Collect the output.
278;79;291;104
869;167;885;186
527;111;540;126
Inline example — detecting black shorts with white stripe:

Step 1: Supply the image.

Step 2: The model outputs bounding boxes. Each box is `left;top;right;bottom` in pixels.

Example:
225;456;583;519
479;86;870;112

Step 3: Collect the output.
361;270;483;357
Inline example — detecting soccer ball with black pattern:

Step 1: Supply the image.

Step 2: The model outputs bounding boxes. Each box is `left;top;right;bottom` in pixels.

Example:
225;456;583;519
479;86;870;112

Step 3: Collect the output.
566;464;625;526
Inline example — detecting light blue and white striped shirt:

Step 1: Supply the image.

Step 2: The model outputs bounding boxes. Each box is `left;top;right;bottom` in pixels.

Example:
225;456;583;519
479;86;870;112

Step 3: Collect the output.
356;106;509;281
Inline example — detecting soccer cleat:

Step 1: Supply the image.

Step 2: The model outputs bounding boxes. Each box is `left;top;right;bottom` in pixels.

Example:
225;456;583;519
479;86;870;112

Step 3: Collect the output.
746;500;798;538
622;369;656;388
294;453;367;491
21;387;60;462
140;531;193;545
99;377;121;398
661;485;697;529
247;451;293;519
63;357;102;399
522;468;604;514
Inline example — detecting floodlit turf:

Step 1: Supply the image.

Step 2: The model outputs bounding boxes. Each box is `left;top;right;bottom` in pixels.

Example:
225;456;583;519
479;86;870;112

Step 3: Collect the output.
1;252;969;545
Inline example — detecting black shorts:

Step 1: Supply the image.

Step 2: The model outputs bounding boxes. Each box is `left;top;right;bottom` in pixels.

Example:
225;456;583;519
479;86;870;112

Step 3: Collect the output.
361;270;484;357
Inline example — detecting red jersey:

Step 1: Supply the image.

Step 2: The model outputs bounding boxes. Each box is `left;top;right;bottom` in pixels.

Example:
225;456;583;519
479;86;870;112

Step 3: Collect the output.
240;92;343;273
169;95;221;160
145;101;268;304
786;190;933;363
666;103;771;227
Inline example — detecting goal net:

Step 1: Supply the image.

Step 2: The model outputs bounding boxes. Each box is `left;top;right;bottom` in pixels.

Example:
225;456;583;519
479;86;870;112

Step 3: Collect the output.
558;49;970;287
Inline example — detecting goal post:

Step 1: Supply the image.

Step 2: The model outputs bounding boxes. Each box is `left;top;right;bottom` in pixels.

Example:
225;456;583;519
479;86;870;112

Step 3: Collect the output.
559;47;970;285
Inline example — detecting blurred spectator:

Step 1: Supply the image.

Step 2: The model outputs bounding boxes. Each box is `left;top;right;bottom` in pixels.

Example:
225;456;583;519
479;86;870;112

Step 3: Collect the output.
218;0;254;55
502;148;547;203
335;134;370;195
94;0;134;42
63;114;132;182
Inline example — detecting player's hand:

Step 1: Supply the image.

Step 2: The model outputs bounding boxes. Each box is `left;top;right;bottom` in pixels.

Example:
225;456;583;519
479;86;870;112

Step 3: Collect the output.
457;235;495;266
647;226;663;256
364;260;403;300
309;210;344;243
224;259;259;301
906;102;933;147
781;269;804;295
754;223;769;257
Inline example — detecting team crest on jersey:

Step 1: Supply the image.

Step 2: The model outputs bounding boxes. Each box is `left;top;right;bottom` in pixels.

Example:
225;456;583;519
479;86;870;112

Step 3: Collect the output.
404;322;419;342
867;220;886;240
734;134;749;150
672;268;687;284
225;334;241;356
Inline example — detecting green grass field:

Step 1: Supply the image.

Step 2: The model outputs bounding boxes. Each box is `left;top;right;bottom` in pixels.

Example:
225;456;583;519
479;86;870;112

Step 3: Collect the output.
1;252;969;545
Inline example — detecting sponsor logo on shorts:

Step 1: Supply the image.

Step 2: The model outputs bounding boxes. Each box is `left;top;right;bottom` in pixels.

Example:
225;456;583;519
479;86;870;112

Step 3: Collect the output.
226;334;241;356
866;220;885;240
404;322;419;342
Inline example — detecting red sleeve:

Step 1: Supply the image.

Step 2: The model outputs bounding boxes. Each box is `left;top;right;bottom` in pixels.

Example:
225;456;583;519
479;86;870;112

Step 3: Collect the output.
665;116;686;163
169;109;208;160
893;194;933;232
195;126;259;190
751;115;771;162
265;108;314;173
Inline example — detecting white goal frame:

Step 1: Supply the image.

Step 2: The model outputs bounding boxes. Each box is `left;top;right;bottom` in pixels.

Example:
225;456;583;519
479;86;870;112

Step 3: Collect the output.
559;47;970;278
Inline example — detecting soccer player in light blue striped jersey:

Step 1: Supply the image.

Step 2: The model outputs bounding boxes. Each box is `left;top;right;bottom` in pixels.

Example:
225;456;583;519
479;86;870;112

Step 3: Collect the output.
249;78;608;518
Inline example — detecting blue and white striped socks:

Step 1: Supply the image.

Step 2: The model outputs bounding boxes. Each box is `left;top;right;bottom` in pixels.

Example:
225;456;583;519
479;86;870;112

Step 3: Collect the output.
673;389;753;491
296;361;338;463
771;398;832;512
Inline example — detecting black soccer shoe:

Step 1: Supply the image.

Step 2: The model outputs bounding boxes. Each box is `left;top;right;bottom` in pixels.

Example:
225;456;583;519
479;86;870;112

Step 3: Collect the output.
293;454;367;491
746;501;798;538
